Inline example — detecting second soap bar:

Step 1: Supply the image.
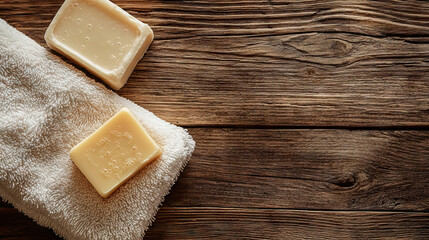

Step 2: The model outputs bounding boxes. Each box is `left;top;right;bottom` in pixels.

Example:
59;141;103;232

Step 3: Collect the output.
45;0;154;90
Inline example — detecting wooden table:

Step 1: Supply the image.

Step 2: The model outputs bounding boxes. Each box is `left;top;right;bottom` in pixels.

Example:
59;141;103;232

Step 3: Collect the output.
1;0;429;239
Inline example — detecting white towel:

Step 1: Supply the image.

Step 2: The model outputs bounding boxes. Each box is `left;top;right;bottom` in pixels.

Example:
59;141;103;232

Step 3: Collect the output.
0;18;195;240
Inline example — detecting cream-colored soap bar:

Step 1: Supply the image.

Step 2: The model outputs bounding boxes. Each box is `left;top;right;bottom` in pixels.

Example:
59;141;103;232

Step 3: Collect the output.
45;0;154;90
70;108;162;198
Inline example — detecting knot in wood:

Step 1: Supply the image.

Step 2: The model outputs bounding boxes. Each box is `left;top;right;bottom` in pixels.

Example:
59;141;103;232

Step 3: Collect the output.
334;174;357;188
331;40;349;55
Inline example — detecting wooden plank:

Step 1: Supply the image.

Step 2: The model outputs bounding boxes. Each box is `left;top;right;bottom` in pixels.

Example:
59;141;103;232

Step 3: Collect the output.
2;129;427;213
162;128;429;211
0;129;428;233
1;206;428;239
145;207;429;239
1;0;428;127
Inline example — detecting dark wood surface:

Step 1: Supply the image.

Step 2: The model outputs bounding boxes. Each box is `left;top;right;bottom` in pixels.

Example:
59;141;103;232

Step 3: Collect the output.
1;0;428;239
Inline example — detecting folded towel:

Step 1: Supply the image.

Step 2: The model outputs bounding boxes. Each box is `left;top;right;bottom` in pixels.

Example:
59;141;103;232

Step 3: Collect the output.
0;18;195;240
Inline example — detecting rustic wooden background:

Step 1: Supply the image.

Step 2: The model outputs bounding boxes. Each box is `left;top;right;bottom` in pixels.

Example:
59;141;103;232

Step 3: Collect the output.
1;0;429;239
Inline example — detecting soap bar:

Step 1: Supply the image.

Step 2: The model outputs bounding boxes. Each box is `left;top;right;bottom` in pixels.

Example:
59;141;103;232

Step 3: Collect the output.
70;108;162;198
45;0;154;90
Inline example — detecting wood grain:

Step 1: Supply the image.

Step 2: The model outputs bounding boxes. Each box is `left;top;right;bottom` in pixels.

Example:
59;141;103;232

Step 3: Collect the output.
145;207;429;239
0;204;429;240
2;204;428;240
162;128;429;211
1;0;428;127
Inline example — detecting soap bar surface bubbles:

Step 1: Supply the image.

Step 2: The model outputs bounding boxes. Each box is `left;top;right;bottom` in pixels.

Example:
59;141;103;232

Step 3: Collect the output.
45;0;154;90
70;108;162;198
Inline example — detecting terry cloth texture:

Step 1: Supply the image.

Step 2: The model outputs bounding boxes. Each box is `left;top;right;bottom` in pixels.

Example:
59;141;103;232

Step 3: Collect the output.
0;18;195;240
